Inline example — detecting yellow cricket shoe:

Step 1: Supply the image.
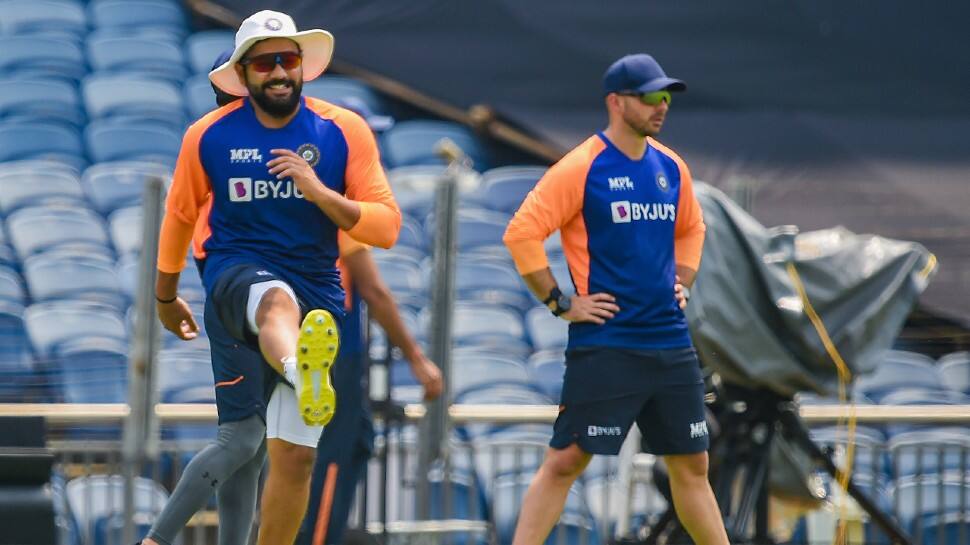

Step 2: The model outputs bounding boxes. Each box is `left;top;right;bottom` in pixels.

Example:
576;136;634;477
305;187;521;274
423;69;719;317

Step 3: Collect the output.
296;309;340;426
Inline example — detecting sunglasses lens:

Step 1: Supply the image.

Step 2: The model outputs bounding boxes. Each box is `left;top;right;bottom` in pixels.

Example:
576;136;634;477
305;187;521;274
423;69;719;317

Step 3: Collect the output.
641;91;671;105
248;52;302;72
279;53;302;70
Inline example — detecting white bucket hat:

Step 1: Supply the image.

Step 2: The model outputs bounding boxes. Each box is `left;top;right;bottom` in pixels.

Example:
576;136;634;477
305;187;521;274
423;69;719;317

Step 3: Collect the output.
209;10;334;97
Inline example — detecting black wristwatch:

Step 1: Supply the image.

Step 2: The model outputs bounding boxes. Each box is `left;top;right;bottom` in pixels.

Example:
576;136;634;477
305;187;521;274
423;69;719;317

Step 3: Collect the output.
543;287;572;317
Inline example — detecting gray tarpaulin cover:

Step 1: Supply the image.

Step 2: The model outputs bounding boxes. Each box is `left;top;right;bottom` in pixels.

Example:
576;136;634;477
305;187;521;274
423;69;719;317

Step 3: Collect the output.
687;183;935;398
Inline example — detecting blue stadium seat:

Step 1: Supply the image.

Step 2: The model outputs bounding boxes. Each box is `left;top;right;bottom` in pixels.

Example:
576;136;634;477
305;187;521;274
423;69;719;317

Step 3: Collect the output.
23;252;124;308
0;122;84;170
433;303;531;357
455;260;532;314
0;78;84;128
85;121;181;165
387;165;482;216
493;472;598;545
810;425;890;479
108;206;143;257
53;336;128;403
527;350;566;401
65;475;169;545
0;301;32;374
471;431;548;501
0;168;85;216
939;351;970;395
0;268;26;306
24;301;126;358
456;386;553;439
81;161;171;215
85;36;187;83
452;208;511;251
371;254;424;293
888;428;970;478
893;474;970;544
183;73;218;120
854;351;944;402
879;389;970;437
381;121;488;170
87;0;186;36
7;206;110;259
451;354;531;399
184;30;234;74
525;307;569;351
0;0;87;42
157;350;214;403
0;36;86;82
394;215;429;253
82;75;186;129
471;165;546;214
303;76;388;115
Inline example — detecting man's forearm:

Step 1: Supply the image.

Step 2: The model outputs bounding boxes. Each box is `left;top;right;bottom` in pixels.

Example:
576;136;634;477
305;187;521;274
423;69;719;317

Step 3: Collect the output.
521;268;559;304
312;187;362;230
365;287;423;362
156;271;181;300
676;265;697;288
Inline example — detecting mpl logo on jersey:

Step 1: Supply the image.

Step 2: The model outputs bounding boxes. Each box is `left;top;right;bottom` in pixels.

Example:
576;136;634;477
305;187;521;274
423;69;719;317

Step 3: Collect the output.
610;200;676;224
230;148;263;163
608;176;634;191
228;178;305;202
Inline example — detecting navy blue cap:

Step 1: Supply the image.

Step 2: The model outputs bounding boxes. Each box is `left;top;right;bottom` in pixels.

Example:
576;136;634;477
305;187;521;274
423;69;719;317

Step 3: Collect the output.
212;48;234;73
603;54;685;95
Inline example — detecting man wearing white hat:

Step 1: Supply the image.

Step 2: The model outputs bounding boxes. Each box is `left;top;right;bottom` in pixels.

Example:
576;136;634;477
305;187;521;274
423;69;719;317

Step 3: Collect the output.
144;10;401;545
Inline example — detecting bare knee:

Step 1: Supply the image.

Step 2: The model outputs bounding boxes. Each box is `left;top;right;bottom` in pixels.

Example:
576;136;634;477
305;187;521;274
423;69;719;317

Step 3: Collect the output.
269;440;316;482
255;287;299;328
541;445;592;482
665;451;709;484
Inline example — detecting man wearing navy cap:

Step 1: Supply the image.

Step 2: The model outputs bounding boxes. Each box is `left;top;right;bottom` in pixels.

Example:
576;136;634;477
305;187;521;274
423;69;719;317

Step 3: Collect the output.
503;54;729;544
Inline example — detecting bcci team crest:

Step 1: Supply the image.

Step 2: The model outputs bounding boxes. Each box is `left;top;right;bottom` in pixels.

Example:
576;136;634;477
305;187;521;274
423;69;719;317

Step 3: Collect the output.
297;143;321;167
264;18;283;31
656;173;670;192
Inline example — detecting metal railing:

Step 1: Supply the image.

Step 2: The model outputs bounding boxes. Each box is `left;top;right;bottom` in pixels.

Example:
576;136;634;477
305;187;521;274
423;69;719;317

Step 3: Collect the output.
4;402;970;545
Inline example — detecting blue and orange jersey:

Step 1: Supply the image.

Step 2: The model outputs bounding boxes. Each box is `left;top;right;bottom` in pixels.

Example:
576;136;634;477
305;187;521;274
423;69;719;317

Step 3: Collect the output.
504;133;705;350
158;96;400;315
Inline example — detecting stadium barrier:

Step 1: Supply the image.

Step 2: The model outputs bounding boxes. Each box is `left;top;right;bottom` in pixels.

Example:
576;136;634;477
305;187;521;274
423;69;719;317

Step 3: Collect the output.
2;403;969;545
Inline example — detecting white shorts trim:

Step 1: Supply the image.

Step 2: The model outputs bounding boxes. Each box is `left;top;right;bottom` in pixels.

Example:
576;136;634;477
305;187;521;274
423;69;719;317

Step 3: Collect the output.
266;382;324;448
246;280;298;335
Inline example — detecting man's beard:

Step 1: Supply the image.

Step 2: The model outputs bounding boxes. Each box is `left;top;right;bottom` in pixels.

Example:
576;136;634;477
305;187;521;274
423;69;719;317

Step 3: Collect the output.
248;77;303;118
622;110;659;138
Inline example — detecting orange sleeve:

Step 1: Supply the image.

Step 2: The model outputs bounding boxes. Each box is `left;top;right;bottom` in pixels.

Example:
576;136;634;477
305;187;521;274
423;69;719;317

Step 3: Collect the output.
503;142;592;276
157;121;212;273
331;108;401;249
338;230;369;258
651;139;705;271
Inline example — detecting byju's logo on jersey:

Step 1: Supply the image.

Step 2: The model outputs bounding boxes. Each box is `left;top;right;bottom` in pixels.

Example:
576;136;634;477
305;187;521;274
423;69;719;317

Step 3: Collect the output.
608;176;634;191
587;425;623;437
229;177;252;202
228;177;305;202
610;201;676;224
230;148;263;163
610;200;632;223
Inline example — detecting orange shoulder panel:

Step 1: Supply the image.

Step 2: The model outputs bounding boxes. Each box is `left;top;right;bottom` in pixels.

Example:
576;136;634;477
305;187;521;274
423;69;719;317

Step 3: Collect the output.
504;136;605;294
157;101;243;273
305;98;401;249
649;138;705;271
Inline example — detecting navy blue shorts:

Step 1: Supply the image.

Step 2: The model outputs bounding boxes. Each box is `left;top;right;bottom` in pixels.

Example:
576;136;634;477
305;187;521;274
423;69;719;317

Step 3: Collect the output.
550;347;709;456
206;263;325;424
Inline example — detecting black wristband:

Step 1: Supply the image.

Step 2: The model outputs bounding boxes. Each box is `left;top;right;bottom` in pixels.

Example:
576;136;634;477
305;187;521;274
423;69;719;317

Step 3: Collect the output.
542;286;562;306
155;294;177;304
